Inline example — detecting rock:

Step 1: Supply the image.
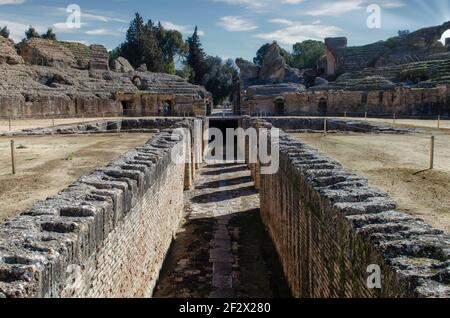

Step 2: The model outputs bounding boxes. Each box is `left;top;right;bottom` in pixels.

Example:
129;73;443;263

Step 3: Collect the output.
259;43;287;83
236;43;303;89
136;64;148;72
112;57;134;73
18;38;109;70
0;36;24;65
235;58;259;87
314;77;329;86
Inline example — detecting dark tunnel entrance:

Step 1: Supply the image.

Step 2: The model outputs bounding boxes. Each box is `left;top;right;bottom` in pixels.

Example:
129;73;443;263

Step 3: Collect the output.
208;118;240;161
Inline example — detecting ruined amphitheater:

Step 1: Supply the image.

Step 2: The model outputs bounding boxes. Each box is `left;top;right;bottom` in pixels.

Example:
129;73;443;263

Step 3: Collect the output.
0;21;449;299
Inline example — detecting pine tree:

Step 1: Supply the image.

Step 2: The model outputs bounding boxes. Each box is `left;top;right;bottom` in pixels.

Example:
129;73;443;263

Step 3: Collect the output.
141;20;164;72
25;26;41;39
187;26;206;84
42;28;57;41
121;13;145;67
0;26;9;39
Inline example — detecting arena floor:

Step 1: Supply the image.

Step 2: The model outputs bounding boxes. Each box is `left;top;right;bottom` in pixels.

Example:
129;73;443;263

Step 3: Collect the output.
0;133;153;221
290;129;450;233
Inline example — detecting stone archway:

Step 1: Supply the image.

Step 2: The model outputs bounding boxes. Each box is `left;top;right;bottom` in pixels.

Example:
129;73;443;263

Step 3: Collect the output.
274;97;285;116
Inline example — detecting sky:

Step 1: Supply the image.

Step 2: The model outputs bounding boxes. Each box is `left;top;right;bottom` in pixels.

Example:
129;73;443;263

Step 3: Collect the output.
0;0;449;61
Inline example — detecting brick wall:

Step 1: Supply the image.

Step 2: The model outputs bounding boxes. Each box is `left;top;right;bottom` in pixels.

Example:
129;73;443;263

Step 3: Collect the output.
0;121;199;298
243;117;449;298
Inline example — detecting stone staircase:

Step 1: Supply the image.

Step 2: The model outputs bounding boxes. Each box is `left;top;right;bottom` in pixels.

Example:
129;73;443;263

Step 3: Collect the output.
333;56;450;90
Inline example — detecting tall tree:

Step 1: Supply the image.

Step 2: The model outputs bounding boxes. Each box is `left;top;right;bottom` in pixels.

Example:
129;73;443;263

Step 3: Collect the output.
187;26;206;84
120;13;145;67
155;22;187;74
25;26;41;39
291;40;325;70
41;28;57;41
253;41;291;66
140;20;164;72
0;26;9;39
201;57;238;105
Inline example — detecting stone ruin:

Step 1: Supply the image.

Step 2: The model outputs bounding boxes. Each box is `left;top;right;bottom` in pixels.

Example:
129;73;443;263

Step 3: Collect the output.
236;21;450;117
0;37;212;119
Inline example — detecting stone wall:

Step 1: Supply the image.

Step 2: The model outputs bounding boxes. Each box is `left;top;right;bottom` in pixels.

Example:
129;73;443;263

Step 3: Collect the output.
0;36;24;65
243;118;449;298
0;119;202;298
0;39;211;119
241;85;450;117
325;21;450;76
18;39;109;70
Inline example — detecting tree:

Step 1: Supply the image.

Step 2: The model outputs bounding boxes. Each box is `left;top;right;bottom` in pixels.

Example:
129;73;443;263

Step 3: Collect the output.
187;26;207;84
0;26;9;39
119;13;145;67
108;47;121;68
291;40;325;70
253;41;291;66
155;22;187;74
41;28;57;41
115;14;186;73
398;30;410;37
140;20;164;72
25;26;40;39
201;57;238;105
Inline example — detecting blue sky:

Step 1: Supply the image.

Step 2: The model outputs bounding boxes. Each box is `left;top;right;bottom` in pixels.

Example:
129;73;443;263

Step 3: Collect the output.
0;0;449;60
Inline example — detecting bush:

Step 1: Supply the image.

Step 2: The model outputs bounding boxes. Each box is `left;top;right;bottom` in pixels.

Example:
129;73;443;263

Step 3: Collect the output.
398;67;430;83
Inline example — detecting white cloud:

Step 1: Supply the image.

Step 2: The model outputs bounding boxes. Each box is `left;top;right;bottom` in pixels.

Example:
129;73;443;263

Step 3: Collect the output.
212;0;269;9
305;0;405;16
0;19;44;42
281;0;305;4
161;21;205;36
269;18;294;26
305;0;364;16
52;22;88;33
85;28;123;36
217;16;258;32
212;0;305;8
255;23;343;45
82;12;128;24
0;0;25;4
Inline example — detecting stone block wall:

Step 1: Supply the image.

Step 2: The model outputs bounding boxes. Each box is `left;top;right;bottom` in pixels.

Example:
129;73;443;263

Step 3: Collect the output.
243;118;449;298
242;85;450;117
0;121;198;298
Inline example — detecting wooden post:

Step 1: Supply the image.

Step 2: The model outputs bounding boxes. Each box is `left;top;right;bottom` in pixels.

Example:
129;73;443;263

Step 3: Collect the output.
10;139;15;175
365;112;368;121
393;113;396;125
324;118;327;135
344;111;347;118
429;135;435;170
52;116;55;128
438;115;440;129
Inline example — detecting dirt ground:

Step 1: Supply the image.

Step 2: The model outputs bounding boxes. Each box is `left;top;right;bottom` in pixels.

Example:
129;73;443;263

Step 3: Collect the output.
290;130;450;233
0;133;153;221
345;117;450;130
0;116;183;133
